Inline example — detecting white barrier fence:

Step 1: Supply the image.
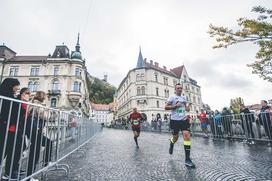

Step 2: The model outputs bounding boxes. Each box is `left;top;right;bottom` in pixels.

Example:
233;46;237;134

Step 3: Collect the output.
0;95;102;180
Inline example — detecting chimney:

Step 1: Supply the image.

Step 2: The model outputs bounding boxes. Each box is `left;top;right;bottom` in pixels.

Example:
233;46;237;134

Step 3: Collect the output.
150;60;153;65
163;66;167;70
154;62;159;67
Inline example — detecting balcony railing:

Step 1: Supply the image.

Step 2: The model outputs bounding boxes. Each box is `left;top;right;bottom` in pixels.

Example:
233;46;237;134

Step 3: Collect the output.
48;89;61;95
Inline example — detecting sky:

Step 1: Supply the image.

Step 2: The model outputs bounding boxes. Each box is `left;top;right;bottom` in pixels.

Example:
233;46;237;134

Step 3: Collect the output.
0;0;271;110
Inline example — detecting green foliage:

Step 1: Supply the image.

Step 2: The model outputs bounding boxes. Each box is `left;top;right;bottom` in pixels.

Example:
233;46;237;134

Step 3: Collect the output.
230;97;244;114
208;6;272;82
87;78;116;104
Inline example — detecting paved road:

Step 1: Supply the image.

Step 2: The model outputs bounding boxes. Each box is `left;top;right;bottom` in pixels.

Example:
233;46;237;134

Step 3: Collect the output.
47;128;272;181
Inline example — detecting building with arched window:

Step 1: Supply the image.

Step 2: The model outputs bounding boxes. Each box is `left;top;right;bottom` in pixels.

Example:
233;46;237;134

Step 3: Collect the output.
0;35;90;117
116;48;203;122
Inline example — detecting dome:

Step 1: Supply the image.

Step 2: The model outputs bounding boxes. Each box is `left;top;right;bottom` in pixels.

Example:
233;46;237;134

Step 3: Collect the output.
71;51;82;59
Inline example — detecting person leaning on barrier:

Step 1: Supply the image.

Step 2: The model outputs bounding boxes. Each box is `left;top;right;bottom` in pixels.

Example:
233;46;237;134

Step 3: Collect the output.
0;78;23;180
221;107;233;138
258;100;272;142
26;91;53;180
240;104;255;140
214;110;223;138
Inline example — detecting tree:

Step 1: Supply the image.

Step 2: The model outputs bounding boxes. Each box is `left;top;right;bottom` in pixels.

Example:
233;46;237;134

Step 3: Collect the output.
208;6;272;82
87;77;116;104
230;97;244;114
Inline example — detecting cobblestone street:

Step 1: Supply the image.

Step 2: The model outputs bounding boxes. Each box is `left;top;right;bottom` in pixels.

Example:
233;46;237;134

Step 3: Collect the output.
47;128;272;181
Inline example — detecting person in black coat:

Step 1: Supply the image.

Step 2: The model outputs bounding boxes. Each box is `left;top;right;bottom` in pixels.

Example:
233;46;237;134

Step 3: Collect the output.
240;104;255;139
0;78;22;179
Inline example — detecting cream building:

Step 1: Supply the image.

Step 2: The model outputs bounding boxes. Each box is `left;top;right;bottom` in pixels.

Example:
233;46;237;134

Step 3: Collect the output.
116;49;203;122
0;35;90;117
90;103;113;124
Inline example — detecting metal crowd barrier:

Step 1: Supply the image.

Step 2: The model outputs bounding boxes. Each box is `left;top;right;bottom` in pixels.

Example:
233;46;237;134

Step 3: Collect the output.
111;112;272;144
208;112;272;143
0;95;102;181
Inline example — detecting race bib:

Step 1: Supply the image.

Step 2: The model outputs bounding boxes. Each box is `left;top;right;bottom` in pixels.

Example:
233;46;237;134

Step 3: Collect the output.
133;120;139;125
177;107;185;116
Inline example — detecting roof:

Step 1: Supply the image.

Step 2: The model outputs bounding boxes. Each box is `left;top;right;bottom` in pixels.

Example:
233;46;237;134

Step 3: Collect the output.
170;65;184;78
144;62;178;77
91;103;114;111
0;45;17;58
10;56;48;62
136;48;144;68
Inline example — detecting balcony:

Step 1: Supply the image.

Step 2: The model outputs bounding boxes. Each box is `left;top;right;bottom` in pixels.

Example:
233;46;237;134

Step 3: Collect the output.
48;90;61;96
68;91;82;106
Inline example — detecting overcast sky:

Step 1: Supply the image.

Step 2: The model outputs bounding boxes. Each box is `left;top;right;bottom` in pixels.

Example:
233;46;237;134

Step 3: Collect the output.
1;0;271;110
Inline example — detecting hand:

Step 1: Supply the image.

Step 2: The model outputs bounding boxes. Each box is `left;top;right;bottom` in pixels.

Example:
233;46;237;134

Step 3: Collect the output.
185;106;190;112
176;102;182;108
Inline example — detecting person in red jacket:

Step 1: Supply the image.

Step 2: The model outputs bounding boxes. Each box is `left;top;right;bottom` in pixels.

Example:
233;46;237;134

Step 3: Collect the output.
129;108;142;148
198;109;209;138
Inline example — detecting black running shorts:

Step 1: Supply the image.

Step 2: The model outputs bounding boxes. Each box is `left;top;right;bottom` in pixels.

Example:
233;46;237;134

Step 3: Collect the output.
170;120;190;135
132;127;140;133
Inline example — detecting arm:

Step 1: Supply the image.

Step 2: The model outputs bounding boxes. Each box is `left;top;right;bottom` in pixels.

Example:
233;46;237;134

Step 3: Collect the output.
165;103;177;110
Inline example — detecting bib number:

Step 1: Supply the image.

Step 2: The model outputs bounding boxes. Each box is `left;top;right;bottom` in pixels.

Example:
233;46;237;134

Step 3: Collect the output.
177;107;185;116
133;120;139;125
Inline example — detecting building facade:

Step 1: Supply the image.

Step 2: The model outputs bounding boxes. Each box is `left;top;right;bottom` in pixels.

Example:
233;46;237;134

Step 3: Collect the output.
0;35;90;117
90;103;113;124
116;49;203;122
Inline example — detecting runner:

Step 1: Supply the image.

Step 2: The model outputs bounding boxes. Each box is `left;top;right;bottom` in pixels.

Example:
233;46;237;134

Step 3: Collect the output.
129;108;142;148
165;83;196;168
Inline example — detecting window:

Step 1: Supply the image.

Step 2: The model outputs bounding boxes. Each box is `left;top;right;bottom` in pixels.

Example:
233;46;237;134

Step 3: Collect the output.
28;81;39;92
136;74;140;81
137;87;141;95
73;81;81;92
33;82;39;92
75;68;81;77
141;73;145;81
173;80;177;86
165;89;169;98
28;81;33;91
52;79;60;90
154;73;158;82
141;86;145;95
51;98;57;108
54;66;60;76
30;67;39;76
156;88;159;96
164;77;168;85
9;66;19;76
157;101;159;108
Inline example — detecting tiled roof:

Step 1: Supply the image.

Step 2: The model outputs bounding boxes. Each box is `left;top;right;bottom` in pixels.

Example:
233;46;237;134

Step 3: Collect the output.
10;56;48;61
91;102;114;111
144;62;178;77
170;65;184;78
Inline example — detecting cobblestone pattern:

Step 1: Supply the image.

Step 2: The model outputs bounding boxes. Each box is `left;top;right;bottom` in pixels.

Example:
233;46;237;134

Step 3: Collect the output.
46;129;272;181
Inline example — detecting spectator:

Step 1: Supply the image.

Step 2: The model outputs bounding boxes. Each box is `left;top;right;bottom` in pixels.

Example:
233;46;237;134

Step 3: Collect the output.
221;107;233;138
0;78;22;180
198;109;209;138
214;110;223;138
26;91;53;180
240;104;255;141
156;113;162;132
258;100;272;142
